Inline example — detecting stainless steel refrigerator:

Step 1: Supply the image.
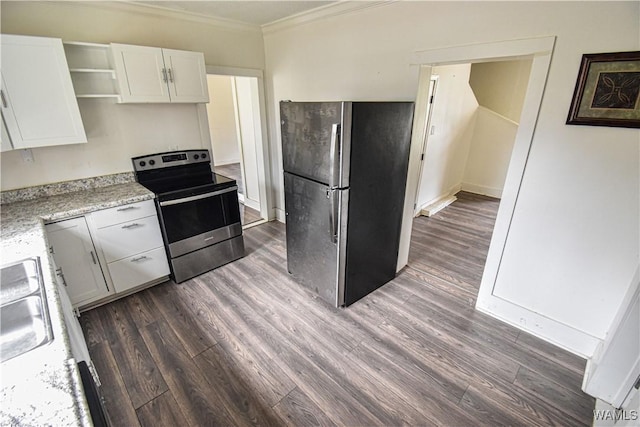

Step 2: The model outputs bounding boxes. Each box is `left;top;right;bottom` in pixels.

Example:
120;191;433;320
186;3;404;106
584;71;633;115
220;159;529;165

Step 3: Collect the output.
281;101;414;307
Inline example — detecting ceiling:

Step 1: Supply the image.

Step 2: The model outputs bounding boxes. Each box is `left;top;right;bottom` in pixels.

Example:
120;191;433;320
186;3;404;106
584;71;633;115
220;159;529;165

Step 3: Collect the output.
132;1;337;26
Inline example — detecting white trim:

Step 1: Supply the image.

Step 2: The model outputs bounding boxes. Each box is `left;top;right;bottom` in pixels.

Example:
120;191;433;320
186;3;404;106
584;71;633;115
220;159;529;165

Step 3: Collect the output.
461;182;502;199
205;65;274;221
402;36;602;357
419;195;457;218
476;298;600;358
243;197;261;211
397;65;433;271
275;208;286;223
112;2;260;33
477;105;520;126
207;66;264;79
242;218;268;230
262;1;392;34
412;36;556;66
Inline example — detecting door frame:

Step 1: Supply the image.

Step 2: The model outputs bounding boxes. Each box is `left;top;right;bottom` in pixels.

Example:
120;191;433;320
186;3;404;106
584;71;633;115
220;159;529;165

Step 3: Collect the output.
398;37;598;356
413;75;439;217
201;65;272;224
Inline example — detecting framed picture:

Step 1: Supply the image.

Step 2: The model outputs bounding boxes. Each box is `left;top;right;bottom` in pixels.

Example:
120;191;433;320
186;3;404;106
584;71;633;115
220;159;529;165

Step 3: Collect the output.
566;51;640;128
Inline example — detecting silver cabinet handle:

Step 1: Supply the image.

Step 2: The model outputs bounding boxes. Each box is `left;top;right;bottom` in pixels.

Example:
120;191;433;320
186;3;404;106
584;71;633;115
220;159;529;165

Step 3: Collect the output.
116;205;137;212
131;255;148;262
167;68;174;83
0;90;7;108
90;251;97;265
121;223;140;229
56;267;67;287
162;68;168;83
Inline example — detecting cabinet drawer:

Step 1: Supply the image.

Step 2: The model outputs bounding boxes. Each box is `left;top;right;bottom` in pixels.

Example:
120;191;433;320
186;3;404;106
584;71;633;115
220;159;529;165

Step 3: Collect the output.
91;200;157;228
107;247;169;293
95;215;164;262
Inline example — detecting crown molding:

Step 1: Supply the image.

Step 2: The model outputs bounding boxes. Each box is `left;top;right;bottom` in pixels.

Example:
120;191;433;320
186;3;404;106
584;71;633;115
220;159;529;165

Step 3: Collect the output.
93;1;262;33
262;1;395;35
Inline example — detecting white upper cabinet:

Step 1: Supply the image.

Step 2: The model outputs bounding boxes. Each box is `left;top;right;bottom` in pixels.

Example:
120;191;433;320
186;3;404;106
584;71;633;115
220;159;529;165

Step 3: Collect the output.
111;43;209;103
0;34;87;149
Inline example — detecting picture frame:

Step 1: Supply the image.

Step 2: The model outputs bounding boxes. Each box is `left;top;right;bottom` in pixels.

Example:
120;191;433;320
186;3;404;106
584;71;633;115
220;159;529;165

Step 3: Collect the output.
566;51;640;128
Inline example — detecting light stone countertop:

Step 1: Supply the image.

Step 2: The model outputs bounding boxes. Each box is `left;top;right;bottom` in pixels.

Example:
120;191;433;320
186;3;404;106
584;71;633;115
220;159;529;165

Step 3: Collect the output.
0;182;155;426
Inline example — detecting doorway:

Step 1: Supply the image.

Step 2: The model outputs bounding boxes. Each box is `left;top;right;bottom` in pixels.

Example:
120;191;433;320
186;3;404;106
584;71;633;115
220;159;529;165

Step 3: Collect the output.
397;37;583;354
204;72;269;228
409;58;532;298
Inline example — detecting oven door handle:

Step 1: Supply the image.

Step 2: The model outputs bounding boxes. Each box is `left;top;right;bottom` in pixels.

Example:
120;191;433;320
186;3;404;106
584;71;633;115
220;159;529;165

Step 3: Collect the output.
159;186;238;207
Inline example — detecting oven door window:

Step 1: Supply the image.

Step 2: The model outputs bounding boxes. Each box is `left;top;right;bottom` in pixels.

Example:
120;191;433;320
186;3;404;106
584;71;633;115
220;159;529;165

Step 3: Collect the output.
160;190;240;243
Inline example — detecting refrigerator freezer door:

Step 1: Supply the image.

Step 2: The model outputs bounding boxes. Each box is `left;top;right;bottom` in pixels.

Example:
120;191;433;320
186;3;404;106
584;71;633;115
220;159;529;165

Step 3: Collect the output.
284;172;347;307
280;102;351;188
343;102;415;306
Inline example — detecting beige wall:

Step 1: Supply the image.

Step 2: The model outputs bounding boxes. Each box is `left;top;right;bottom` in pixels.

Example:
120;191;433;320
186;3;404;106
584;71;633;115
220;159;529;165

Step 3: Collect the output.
416;64;478;209
462;107;518;198
0;1;265;190
469;59;532;123
263;1;639;353
206;75;240;166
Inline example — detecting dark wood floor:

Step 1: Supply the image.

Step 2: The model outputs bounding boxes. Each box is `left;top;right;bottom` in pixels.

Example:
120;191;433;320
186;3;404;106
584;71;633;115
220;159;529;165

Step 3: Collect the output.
214;163;263;226
80;191;594;426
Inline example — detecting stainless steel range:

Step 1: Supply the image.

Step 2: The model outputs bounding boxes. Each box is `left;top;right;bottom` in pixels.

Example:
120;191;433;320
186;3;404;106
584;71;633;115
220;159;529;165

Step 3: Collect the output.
132;149;244;283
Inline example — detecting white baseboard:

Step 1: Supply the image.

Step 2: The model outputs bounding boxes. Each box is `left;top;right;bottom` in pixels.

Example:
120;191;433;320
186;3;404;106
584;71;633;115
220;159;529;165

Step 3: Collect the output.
213;158;241;166
461;182;503;198
275;207;286;223
420;195;457;217
237;193;245;203
475;295;600;358
243;197;260;211
417;183;461;217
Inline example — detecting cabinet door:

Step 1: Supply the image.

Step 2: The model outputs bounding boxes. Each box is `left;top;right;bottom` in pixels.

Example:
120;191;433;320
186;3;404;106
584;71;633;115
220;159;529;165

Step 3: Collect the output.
46;217;110;307
111;43;170;103
0;35;87;148
162;49;209;103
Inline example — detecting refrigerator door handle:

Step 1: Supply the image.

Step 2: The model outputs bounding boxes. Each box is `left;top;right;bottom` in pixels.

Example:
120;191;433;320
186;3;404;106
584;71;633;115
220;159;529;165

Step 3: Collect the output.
329;123;341;189
328;189;339;244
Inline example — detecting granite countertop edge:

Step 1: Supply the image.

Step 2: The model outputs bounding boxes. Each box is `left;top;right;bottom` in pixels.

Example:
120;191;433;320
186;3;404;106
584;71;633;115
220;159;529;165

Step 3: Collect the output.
1;181;155;426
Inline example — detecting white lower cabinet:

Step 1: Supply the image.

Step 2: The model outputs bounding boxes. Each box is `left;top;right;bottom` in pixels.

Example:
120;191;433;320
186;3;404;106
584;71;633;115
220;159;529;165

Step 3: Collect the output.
46;217;111;307
46;199;169;309
88;200;169;294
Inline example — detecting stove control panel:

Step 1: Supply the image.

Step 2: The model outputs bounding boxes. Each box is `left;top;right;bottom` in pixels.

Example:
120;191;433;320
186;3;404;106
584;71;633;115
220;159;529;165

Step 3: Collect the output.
132;150;209;172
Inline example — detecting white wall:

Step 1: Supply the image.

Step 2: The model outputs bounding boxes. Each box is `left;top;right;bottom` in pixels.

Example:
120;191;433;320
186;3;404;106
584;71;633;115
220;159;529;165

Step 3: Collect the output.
462;107;518;198
206;75;240;166
469;59;532;123
416;64;478;209
263;1;639;355
0;0;264;190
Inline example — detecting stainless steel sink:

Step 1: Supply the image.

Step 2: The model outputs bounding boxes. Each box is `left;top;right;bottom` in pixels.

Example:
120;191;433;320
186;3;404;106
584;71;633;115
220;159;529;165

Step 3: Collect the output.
0;258;52;363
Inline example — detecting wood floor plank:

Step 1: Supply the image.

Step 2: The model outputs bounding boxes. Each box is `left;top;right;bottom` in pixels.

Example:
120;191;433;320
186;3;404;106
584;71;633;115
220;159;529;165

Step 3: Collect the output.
147;281;218;357
194;345;285;426
122;290;162;329
514;366;595;425
88;341;141;427
100;299;168;409
136;392;189;427
180;278;297;408
272;387;337;427
79;308;107;348
140;319;236;426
